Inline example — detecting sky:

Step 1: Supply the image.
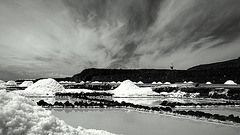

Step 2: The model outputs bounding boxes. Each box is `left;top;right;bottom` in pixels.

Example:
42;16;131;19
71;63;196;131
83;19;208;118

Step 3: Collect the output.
0;0;240;80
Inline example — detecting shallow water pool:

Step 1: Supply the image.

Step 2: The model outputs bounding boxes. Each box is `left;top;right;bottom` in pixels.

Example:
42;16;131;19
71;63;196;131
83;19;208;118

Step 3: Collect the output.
52;108;240;135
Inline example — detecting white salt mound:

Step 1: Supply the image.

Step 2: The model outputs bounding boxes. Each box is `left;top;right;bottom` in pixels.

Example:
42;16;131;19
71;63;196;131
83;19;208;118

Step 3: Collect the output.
137;81;144;84
80;81;85;84
92;81;101;84
206;82;212;85
5;80;17;86
112;80;158;97
160;91;187;98
0;91;116;135
0;80;6;89
19;81;33;87
0;80;5;83
164;82;171;85
64;89;94;93
224;80;237;85
110;81;116;84
152;81;157;84
157;82;162;84
23;78;65;96
0;83;6;89
187;81;193;84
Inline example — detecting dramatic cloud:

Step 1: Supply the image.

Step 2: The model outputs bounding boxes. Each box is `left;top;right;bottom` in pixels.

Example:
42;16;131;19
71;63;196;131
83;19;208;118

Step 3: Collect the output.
0;0;239;80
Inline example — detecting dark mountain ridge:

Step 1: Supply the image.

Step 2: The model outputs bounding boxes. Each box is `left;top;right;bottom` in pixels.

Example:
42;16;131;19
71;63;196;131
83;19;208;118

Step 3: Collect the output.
188;57;240;70
72;57;240;84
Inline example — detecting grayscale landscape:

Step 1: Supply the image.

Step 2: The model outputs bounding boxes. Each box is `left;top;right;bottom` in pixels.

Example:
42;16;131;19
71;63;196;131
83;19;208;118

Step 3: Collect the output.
0;0;240;135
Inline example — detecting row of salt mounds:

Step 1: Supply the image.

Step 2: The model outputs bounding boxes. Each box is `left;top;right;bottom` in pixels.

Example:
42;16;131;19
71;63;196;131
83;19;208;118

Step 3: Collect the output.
152;81;162;84
111;80;159;97
224;80;237;85
22;78;65;96
0;91;116;135
19;81;33;87
151;81;165;85
5;80;17;86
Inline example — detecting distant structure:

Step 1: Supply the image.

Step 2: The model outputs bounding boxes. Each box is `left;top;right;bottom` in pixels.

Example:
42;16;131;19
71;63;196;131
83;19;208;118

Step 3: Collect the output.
170;63;174;70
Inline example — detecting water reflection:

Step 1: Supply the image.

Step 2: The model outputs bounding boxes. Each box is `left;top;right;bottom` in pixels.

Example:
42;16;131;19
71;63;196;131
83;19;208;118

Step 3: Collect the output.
52;109;240;135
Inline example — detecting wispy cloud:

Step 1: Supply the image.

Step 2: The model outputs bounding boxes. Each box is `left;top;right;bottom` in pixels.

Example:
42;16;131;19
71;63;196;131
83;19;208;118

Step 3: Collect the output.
0;0;239;80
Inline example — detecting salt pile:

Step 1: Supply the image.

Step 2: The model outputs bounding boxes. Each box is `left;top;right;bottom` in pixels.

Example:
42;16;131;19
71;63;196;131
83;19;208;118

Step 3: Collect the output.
206;82;212;85
111;80;158;97
59;81;75;84
64;89;94;93
157;82;162;84
22;78;65;96
224;80;237;85
80;81;85;84
0;80;6;89
164;82;171;85
5;80;17;86
110;81;116;84
19;81;33;87
160;91;187;98
0;84;6;89
152;82;157;84
0;80;5;84
0;91;116;135
92;81;101;84
137;81;144;84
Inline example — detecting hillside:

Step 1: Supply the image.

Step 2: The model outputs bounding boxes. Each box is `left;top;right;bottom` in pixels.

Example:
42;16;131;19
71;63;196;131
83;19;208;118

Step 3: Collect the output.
72;57;240;84
188;57;240;70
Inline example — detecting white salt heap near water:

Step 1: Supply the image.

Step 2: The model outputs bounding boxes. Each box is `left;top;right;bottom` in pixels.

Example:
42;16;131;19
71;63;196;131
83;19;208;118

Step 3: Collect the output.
0;91;116;135
224;80;237;85
137;81;144;84
64;89;94;93
0;80;6;89
157;81;162;84
5;80;17;86
19;81;33;87
164;82;171;85
160;91;187;98
110;81;116;84
20;78;65;96
187;81;193;84
111;80;158;97
0;84;6;89
206;82;212;85
0;80;5;84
